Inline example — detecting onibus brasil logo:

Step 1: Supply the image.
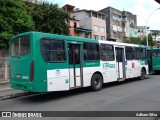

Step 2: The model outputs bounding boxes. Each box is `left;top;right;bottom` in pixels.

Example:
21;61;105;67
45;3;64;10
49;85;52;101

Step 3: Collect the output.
103;62;115;69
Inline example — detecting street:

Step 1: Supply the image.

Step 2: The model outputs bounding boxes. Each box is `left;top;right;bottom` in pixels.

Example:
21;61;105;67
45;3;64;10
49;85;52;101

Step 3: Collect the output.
0;75;160;120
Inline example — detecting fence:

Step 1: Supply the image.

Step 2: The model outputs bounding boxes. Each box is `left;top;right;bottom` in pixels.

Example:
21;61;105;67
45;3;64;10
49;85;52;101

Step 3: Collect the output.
0;57;9;81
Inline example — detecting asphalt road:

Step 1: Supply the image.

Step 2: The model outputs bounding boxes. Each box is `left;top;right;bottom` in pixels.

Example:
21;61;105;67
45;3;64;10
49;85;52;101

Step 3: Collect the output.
0;74;160;120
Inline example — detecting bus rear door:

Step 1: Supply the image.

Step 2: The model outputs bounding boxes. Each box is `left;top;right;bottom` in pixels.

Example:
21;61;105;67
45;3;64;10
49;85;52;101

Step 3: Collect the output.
68;44;83;89
115;47;126;81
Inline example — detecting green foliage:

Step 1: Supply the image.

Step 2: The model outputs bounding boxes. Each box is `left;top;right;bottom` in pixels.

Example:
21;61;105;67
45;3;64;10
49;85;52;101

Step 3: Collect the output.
123;34;156;47
123;37;142;44
0;0;34;47
31;2;70;35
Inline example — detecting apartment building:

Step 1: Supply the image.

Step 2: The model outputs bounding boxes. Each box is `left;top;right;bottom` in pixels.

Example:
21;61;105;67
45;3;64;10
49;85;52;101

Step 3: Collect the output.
63;4;93;38
72;9;107;40
99;7;137;42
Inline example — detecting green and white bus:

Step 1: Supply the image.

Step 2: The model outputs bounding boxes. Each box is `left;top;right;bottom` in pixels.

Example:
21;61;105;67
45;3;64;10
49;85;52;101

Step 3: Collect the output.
9;32;149;92
152;48;160;73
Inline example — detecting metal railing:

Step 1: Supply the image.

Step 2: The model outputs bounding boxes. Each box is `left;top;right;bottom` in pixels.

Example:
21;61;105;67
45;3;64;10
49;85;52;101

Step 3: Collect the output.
0;57;9;81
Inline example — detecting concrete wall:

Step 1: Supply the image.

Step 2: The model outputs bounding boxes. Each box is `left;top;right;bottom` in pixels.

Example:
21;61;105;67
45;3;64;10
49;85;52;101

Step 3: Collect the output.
91;16;106;40
69;20;80;27
73;11;93;30
99;7;137;42
73;11;106;40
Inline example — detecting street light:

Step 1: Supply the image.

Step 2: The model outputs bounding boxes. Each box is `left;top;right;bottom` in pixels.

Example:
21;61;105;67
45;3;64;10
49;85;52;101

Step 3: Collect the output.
146;8;160;46
137;15;148;36
137;8;160;46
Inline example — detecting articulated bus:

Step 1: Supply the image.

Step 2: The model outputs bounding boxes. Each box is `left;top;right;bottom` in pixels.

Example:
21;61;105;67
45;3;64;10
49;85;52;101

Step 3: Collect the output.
152;48;160;73
9;32;149;92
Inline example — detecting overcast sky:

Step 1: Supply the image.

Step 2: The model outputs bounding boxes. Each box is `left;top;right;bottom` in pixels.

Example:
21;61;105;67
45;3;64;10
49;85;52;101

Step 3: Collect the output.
46;0;160;30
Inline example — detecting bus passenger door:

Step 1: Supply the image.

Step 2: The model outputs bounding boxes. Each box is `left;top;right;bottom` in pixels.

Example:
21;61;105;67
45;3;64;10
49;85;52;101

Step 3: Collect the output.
115;47;126;80
68;44;82;88
148;50;152;73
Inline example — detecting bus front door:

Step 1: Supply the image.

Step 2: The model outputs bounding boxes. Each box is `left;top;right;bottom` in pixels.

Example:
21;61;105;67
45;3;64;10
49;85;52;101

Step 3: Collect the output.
115;47;125;81
68;44;83;88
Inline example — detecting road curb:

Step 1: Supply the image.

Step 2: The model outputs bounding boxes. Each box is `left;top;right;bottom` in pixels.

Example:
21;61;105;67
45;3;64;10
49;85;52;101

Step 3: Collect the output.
0;92;30;101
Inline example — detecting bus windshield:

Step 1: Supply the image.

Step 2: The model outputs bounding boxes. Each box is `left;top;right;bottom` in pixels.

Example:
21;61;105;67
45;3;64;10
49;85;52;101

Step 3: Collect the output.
10;35;30;56
153;49;160;57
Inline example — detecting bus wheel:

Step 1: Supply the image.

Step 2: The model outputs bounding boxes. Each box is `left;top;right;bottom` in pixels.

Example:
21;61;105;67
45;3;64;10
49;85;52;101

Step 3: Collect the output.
91;74;103;91
140;69;145;80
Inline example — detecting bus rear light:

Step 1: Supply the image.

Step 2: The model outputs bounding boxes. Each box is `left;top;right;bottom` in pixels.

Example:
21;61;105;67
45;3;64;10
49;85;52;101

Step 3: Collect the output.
132;63;134;68
30;61;34;82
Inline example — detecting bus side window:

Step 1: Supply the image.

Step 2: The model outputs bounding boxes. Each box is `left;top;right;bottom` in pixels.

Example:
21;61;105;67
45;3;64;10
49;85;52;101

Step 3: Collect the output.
41;39;65;62
41;40;51;62
125;46;133;60
100;44;114;61
141;48;146;59
83;43;87;60
83;42;100;61
134;48;141;59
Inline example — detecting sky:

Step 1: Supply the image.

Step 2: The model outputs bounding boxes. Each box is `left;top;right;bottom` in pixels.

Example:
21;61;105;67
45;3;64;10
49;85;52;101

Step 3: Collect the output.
46;0;160;30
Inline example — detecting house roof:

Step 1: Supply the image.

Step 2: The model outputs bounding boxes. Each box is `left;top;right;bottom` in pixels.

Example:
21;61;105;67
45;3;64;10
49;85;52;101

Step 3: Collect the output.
73;9;107;16
62;4;75;12
75;27;93;33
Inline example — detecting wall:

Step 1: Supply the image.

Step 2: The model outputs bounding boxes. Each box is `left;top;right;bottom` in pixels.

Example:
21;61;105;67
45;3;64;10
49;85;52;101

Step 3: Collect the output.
99;7;137;42
73;11;106;40
91;16;106;40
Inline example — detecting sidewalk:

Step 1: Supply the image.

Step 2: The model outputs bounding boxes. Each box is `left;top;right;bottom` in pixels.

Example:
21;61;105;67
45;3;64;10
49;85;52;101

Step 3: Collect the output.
0;80;29;101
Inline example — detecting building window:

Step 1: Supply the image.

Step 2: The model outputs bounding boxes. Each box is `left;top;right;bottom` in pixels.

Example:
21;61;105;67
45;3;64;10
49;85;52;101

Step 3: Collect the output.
93;25;99;32
100;27;105;33
80;32;85;38
100;36;105;40
112;14;118;21
93;35;99;40
118;15;122;21
74;22;77;28
113;25;117;31
118;26;122;32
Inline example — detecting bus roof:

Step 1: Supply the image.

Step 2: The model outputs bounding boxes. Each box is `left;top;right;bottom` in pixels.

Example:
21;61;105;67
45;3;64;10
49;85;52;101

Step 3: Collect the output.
9;31;98;44
9;31;149;48
152;47;160;50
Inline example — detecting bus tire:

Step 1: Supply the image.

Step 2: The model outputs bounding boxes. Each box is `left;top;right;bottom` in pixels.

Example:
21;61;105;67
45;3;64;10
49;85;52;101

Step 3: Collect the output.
91;74;103;91
140;68;145;80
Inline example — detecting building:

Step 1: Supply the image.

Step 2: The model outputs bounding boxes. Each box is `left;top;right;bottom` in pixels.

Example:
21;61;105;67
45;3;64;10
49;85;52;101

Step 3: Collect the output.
72;9;107;40
99;7;137;42
63;4;93;38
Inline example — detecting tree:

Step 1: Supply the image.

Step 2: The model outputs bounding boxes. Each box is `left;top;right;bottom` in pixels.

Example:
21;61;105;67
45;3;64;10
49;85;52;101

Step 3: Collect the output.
141;34;156;47
123;37;142;44
31;2;70;35
123;34;156;47
0;0;34;48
